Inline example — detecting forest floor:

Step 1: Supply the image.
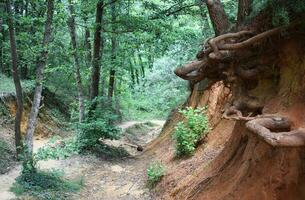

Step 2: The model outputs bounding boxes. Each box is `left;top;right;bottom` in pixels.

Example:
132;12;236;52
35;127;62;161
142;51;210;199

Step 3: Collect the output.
0;120;165;200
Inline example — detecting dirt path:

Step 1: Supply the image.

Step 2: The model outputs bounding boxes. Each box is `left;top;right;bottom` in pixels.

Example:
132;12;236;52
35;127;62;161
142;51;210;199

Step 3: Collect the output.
0;120;165;200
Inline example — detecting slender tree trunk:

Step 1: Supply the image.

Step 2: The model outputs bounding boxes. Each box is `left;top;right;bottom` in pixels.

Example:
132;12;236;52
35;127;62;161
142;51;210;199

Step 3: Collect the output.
84;18;92;67
89;0;104;101
108;1;117;102
0;17;3;74
100;77;106;96
129;58;135;87
6;0;24;156
136;48;145;78
148;53;154;71
68;0;85;123
25;0;54;155
20;1;29;79
135;69;139;85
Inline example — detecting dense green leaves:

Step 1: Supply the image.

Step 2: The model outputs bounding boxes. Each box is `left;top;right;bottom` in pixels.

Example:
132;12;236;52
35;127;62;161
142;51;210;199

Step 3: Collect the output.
173;107;209;156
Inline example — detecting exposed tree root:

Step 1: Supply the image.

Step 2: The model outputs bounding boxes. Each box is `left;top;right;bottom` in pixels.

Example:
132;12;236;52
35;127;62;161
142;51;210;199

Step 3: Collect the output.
246;117;305;147
174;60;207;81
222;105;255;121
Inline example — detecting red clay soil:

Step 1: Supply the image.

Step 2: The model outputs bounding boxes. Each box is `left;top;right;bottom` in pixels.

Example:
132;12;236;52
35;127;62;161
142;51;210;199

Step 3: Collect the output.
145;38;305;199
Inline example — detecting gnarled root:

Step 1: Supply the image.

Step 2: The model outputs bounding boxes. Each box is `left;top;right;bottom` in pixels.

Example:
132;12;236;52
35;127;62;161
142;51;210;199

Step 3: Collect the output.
246;117;305;147
174;60;207;81
222;105;255;121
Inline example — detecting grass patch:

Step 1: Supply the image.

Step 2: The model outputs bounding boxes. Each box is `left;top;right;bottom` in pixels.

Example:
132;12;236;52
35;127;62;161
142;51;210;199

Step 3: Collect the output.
0;139;15;174
11;169;83;200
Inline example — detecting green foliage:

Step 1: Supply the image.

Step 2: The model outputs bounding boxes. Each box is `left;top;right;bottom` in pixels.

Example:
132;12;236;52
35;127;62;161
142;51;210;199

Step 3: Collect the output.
35;137;79;160
11;169;83;200
147;162;166;187
251;0;305;26
20;147;37;174
0;74;35;94
76;120;121;149
173;107;209;156
121;48;192;120
36;108;123;161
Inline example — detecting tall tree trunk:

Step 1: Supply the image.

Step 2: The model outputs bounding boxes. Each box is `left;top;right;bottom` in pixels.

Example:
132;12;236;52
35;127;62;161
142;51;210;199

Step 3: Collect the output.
107;0;117;102
135;69;139;85
25;0;54;155
67;0;85;123
89;0;104;101
6;0;24;156
84;20;92;67
0;17;3;74
204;0;230;35
128;58;135;88
137;49;145;78
20;0;29;80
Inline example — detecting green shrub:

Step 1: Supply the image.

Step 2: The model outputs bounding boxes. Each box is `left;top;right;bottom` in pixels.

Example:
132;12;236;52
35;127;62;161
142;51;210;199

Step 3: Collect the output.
173;107;209;156
76;119;121;150
11;169;83;200
36;101;122;161
147;162;166;187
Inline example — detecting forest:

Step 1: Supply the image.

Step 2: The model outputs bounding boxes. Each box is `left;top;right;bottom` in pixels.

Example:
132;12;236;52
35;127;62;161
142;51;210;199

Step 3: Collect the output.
0;0;305;199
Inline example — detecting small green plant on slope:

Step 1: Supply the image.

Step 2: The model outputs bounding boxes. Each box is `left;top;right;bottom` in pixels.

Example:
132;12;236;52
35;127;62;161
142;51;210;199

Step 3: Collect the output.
11;147;83;200
173;107;209;156
147;162;166;187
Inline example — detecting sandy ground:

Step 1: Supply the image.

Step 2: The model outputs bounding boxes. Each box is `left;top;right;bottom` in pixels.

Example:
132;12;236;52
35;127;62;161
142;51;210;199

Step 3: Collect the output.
0;120;165;200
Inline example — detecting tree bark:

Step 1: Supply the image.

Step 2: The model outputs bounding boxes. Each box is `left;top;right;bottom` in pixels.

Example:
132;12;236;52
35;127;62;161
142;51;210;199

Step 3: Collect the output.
237;0;252;26
6;0;24;156
204;0;231;35
129;58;135;87
89;0;104;101
108;0;117;101
68;0;85;123
0;16;3;74
137;49;145;78
25;0;54;155
83;15;92;67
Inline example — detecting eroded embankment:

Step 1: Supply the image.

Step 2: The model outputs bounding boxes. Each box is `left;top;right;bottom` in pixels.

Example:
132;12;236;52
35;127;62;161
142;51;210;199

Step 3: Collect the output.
147;37;305;200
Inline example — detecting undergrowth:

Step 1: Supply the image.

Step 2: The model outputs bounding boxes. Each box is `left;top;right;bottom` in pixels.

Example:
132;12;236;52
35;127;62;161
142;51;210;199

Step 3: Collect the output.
0;73;35;93
0;139;15;174
11;147;83;200
11;169;83;200
36;103;128;161
173;107;209;156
